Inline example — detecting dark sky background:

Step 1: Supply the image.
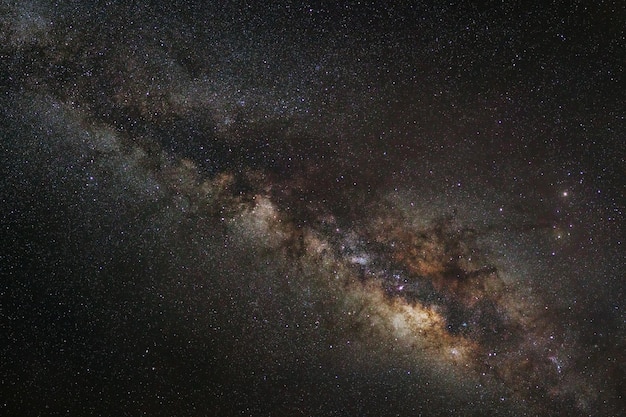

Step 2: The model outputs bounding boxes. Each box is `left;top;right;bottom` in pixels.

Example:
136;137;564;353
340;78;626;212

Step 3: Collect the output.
1;1;624;416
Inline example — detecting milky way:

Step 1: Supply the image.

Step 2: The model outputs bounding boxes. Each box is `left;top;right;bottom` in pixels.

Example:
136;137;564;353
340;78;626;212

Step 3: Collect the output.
1;1;624;416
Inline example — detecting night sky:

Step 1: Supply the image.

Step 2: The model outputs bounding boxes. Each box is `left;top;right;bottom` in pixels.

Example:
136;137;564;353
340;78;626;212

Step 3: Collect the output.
1;1;625;416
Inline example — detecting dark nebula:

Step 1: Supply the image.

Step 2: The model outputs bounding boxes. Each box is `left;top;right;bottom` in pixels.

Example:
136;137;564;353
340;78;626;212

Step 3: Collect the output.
1;1;624;416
